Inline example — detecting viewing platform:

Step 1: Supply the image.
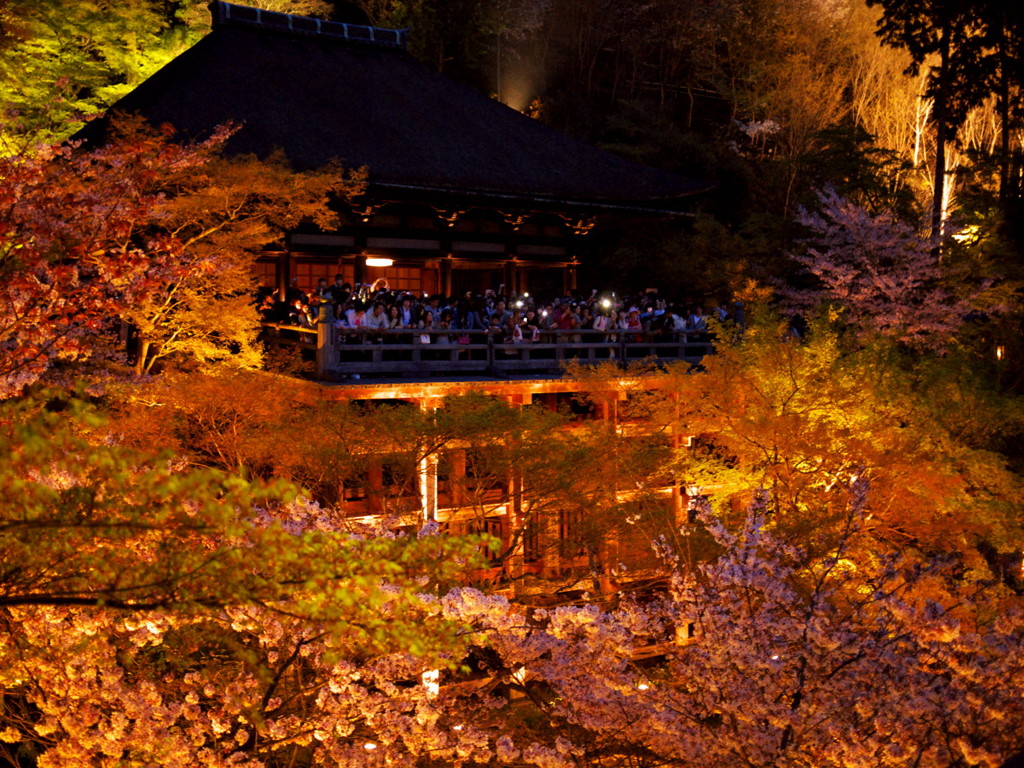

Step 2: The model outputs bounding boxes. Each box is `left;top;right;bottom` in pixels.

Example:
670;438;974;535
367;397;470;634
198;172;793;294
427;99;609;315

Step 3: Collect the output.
262;322;713;382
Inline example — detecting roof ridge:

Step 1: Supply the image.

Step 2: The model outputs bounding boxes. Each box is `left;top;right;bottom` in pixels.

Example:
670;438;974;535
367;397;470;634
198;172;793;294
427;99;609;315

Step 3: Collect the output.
209;1;408;49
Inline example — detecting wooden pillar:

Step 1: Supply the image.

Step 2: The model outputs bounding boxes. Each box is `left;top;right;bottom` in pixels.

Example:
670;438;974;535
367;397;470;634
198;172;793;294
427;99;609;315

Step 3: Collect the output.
440;255;453;297
594;392;617;423
276;251;291;301
563;263;577;294
538;505;561;579
449;448;467;506
500;391;528;592
316;302;335;380
354;252;367;288
418;453;438;523
418;398;441;522
368;462;384;513
507;469;526;591
503;260;515;297
671;391;686;527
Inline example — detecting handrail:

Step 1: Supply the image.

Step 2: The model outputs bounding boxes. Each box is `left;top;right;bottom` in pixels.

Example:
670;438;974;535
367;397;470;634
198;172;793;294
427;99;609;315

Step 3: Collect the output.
261;323;713;380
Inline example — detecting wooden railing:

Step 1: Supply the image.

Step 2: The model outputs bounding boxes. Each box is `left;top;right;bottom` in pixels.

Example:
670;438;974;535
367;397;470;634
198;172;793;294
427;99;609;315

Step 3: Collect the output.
262;320;713;380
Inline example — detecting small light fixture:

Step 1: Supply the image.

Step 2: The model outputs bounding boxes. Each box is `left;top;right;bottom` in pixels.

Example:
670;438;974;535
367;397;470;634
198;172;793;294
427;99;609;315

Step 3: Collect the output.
996;345;1006;361
364;743;377;751
365;257;393;268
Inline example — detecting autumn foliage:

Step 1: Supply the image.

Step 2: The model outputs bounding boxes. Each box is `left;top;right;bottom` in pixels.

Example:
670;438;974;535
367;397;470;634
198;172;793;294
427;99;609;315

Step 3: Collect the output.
0;119;358;392
0;124;200;395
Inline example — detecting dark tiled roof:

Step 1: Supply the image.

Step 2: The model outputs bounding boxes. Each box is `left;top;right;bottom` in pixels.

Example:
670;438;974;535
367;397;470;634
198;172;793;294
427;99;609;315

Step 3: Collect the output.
88;1;710;211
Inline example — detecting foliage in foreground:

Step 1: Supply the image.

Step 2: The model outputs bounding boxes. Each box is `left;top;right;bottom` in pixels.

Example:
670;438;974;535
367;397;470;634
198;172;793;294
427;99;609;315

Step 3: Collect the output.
0;395;482;767
6;397;1021;768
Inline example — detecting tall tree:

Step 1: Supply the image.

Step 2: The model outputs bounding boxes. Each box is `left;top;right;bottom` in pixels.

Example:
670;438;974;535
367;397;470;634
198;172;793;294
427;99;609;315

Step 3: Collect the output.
867;0;991;236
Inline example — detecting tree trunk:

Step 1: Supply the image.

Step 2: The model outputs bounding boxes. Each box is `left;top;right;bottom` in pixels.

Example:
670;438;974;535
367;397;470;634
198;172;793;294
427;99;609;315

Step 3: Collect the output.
997;24;1011;205
931;17;952;240
134;340;150;376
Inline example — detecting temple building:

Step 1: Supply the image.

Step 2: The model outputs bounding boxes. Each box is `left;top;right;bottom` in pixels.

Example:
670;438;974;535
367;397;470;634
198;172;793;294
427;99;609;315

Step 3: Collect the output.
86;0;710;299
83;1;709;585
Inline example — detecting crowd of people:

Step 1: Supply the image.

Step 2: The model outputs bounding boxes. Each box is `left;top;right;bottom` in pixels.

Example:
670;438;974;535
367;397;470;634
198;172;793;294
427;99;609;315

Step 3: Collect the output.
257;275;745;346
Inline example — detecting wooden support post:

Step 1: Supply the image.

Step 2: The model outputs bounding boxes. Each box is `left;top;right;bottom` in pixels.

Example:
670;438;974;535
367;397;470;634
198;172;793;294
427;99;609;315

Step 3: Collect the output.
671;391;685;527
449;449;467;506
418;399;441;522
418;452;438;523
354;252;367;288
276;251;290;302
440;255;453;297
539;505;561;579
503;260;515;296
507;469;526;592
368;462;384;513
316;302;335;380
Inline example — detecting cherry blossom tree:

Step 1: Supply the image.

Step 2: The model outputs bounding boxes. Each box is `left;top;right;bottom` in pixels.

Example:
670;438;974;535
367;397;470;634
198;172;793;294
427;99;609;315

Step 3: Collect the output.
787;188;995;348
0;394;482;767
415;488;1024;768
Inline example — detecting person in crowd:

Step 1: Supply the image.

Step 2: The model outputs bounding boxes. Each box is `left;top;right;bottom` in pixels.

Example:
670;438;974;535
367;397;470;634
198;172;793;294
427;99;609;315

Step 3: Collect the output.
386;304;402;330
288;298;315;327
552;301;577;332
328;275;350;304
686;305;708;333
257;292;285;323
435;309;452;344
522;309;541;342
399;295;417;328
313;277;332;302
425;295;443;320
286;277;307;306
489;300;511;328
579;306;596;331
649;306;678;340
486;313;503;339
605;308;622;343
338;303;366;345
624;307;643;341
417;309;435;343
362;301;389;343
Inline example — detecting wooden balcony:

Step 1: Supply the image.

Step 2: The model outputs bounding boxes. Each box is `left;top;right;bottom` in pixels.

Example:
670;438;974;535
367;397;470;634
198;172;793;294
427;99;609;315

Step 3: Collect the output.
262;323;712;381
